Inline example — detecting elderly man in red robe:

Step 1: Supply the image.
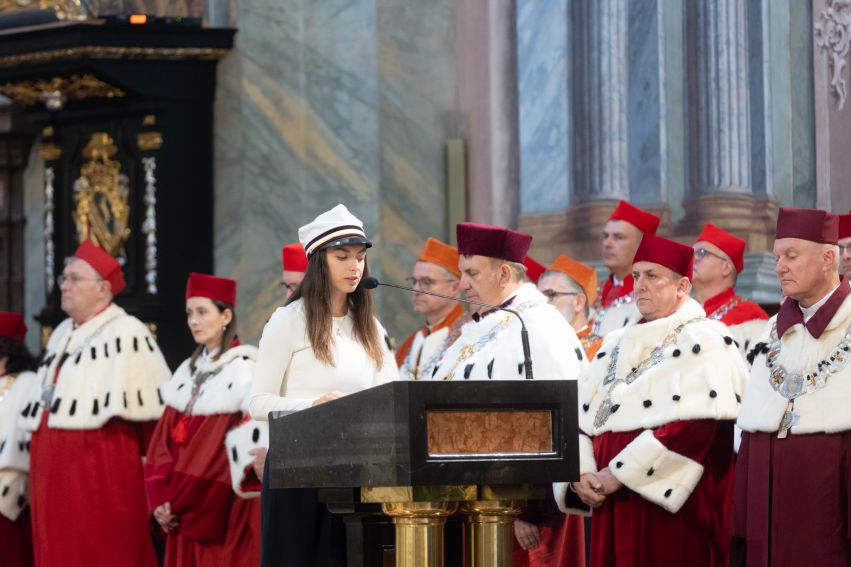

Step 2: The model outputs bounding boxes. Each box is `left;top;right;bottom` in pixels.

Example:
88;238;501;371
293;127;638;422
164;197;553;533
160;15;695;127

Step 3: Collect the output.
556;234;748;567
19;241;171;567
733;207;851;567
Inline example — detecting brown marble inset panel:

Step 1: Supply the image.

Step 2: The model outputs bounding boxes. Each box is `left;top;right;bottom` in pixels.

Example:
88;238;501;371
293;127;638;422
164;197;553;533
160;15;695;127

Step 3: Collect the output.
426;410;554;456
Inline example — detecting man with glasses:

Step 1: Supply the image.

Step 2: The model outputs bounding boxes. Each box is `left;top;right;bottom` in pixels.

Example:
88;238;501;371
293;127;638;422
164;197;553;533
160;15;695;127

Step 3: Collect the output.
396;238;466;380
281;243;307;300
839;213;851;277
17;240;170;567
539;255;602;359
692;224;768;357
593;200;660;337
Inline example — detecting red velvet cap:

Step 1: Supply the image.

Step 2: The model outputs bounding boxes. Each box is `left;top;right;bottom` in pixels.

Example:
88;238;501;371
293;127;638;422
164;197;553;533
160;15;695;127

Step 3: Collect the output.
632;234;694;280
73;240;126;295
0;312;26;342
839;213;851;240
608;200;660;235
775;207;838;245
282;243;308;272
186;273;237;306
695;223;746;273
523;256;546;283
456;222;532;263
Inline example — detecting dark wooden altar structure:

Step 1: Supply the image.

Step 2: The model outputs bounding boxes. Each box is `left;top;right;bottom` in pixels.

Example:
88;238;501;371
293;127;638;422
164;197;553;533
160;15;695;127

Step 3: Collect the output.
0;11;234;366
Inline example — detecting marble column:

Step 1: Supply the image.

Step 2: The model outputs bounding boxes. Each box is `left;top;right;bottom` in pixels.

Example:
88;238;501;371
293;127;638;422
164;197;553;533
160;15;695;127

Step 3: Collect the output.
677;0;777;253
560;0;631;261
690;0;752;197
456;0;522;229
814;0;851;212
571;0;629;204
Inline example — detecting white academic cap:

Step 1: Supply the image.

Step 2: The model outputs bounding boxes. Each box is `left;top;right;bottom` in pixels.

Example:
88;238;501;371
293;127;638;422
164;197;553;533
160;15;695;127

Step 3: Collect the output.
298;204;372;257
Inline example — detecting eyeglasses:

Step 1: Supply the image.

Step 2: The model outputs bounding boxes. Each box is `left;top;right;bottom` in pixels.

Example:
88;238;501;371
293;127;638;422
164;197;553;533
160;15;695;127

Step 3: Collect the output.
540;289;579;302
279;281;299;293
405;276;456;291
694;248;728;262
57;274;103;286
840;244;851;254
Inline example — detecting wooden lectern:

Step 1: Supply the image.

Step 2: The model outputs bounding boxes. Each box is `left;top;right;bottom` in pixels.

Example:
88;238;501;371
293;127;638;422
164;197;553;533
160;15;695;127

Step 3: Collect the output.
268;380;578;567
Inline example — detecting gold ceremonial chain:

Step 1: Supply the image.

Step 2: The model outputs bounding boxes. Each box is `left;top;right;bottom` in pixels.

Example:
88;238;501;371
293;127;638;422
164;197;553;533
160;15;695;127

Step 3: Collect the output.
593;317;703;429
442;300;537;381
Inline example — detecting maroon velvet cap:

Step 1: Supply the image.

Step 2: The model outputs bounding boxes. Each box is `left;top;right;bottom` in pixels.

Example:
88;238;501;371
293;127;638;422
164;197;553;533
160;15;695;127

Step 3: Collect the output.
632;234;694;280
839;213;851;240
775;207;838;245
456;222;532;263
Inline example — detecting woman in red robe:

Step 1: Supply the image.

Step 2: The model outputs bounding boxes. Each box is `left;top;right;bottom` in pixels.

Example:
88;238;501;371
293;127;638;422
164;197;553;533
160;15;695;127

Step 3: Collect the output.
144;273;263;567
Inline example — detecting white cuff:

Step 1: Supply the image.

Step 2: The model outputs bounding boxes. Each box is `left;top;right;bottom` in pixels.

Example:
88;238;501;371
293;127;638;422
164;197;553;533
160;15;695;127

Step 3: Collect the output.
578;433;598;475
0;469;28;521
608;429;704;514
224;419;268;499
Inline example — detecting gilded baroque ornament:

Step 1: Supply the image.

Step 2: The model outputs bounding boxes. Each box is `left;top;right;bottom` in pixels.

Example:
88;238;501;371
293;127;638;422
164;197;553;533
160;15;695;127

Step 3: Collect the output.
815;0;851;110
0;0;85;20
73;133;131;261
0;74;125;107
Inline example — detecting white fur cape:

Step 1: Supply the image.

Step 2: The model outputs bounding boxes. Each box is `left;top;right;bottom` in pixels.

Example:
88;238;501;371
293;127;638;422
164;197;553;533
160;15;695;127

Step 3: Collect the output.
431;283;587;381
555;299;747;514
161;345;258;415
18;304;171;432
738;293;851;435
0;371;38;521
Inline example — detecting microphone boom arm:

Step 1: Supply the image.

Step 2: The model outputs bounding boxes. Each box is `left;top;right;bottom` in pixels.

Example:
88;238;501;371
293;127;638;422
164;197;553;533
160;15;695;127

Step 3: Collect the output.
373;280;534;380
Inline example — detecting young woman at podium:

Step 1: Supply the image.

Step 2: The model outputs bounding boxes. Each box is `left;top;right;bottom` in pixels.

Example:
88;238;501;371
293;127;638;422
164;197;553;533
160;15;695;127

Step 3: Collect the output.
249;204;398;567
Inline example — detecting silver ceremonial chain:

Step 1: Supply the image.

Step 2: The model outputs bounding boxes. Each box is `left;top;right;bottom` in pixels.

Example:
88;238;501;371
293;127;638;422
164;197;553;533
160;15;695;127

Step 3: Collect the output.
765;320;851;437
593;317;703;429
592;294;634;335
707;297;741;321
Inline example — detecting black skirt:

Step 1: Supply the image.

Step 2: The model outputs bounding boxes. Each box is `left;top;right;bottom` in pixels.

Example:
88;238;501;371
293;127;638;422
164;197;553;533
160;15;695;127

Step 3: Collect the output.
260;457;347;567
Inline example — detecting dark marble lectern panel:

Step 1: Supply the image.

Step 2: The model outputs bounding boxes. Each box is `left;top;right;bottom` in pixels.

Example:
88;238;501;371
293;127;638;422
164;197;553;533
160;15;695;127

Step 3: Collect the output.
268;380;578;490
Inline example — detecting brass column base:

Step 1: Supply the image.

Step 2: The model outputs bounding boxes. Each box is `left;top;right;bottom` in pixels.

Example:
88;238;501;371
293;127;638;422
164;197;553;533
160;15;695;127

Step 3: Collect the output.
461;500;523;567
382;501;458;567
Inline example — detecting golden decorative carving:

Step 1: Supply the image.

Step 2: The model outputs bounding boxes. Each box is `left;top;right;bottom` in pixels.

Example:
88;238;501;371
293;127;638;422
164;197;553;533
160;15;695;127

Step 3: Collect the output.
137;131;163;152
39;143;62;161
0;46;231;69
73;132;131;260
41;325;54;349
0;0;85;20
0;74;125;107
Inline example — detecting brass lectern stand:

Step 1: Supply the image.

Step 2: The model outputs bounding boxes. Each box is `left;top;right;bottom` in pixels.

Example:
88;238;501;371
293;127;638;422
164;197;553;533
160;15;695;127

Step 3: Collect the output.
268;381;578;567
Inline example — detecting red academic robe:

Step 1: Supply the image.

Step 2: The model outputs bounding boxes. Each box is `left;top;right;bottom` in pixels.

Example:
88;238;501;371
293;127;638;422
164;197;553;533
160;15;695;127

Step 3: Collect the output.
733;431;851;567
513;497;586;567
29;415;159;567
589;421;735;567
144;407;260;567
0;509;33;567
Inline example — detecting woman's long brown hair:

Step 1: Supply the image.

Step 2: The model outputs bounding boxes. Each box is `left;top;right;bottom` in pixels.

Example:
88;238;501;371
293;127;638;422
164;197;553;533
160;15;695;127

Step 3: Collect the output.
286;248;384;368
